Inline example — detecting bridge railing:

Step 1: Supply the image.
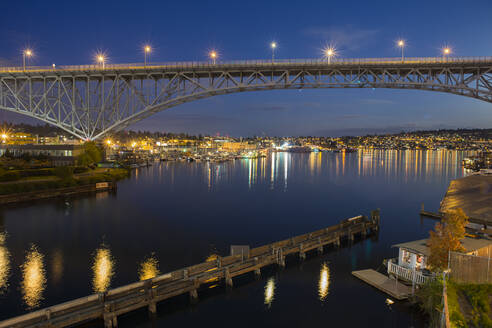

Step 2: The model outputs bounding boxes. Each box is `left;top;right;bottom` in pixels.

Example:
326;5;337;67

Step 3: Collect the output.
1;56;492;73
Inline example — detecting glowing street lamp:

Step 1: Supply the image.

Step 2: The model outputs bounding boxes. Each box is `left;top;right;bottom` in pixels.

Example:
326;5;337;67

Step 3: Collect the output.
270;42;277;63
23;49;33;71
144;45;151;67
397;40;405;62
209;51;217;65
443;47;451;61
324;47;336;64
97;54;106;69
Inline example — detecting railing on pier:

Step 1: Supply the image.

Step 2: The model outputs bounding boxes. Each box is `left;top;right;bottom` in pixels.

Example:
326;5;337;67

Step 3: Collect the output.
0;210;380;328
387;259;433;285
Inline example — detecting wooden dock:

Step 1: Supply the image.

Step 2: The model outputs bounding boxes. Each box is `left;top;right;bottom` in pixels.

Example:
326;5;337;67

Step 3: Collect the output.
420;209;490;228
352;269;412;300
0;210;380;328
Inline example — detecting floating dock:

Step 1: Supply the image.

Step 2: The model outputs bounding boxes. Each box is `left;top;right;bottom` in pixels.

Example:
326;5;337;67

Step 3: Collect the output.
352;269;412;300
0;210;380;328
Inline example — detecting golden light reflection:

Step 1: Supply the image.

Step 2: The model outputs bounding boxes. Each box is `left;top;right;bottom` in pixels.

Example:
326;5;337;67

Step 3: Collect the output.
21;245;46;309
92;246;114;293
318;262;330;301
264;277;275;307
139;254;160;281
0;232;10;293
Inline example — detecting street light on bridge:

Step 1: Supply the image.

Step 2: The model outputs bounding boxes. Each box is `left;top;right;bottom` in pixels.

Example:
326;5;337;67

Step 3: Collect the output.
23;49;33;71
144;45;151;67
397;40;405;62
209;50;217;65
270;42;277;63
443;47;451;61
97;54;106;69
323;47;336;64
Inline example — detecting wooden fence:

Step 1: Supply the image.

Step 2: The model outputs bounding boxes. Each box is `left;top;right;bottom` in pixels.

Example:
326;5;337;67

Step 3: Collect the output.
449;251;492;284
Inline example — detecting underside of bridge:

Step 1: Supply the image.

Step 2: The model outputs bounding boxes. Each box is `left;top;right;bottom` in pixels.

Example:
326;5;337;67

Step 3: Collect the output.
0;59;491;140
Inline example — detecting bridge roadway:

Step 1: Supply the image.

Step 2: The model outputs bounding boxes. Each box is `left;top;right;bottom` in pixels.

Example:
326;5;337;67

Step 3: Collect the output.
0;211;380;328
1;57;492;74
1;57;491;140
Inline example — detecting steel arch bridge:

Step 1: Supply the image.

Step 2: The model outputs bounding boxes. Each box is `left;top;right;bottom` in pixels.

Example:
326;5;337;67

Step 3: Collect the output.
1;57;491;140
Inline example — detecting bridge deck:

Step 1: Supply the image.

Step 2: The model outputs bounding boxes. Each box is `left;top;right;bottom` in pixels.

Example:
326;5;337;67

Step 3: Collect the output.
1;57;492;76
0;211;380;328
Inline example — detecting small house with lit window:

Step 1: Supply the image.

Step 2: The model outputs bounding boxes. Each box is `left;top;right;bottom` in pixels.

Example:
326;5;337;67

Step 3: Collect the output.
387;236;492;284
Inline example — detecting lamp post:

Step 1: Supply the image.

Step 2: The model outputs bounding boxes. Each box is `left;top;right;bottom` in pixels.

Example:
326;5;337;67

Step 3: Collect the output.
270;42;277;63
398;40;405;62
144;45;151;67
324;47;335;64
97;55;105;69
209;51;217;65
23;49;33;71
443;47;451;62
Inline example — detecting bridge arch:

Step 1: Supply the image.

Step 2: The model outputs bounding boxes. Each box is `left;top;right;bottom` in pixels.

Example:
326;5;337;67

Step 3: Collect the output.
0;57;491;140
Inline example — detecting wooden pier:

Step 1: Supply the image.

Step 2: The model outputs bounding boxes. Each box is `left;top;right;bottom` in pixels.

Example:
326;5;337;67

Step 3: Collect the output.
0;210;380;328
352;269;412;300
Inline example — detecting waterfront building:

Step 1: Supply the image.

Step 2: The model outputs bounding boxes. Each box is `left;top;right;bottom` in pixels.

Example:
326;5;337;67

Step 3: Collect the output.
1;132;37;145
387;236;492;283
0;144;84;166
220;141;257;152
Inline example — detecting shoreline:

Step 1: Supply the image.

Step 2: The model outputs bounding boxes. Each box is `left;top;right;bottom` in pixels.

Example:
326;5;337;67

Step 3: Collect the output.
0;181;117;205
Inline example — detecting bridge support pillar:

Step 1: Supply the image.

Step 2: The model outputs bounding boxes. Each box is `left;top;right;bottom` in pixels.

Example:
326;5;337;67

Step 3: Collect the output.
299;252;306;260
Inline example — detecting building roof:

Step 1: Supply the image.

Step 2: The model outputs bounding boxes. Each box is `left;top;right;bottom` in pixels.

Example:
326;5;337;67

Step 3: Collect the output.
392;236;492;256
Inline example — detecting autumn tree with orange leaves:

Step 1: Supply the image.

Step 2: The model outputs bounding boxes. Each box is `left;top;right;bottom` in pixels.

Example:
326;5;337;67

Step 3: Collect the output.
428;208;468;270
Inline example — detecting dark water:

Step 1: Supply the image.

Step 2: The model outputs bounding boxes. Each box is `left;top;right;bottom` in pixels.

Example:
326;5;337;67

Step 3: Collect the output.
0;150;473;327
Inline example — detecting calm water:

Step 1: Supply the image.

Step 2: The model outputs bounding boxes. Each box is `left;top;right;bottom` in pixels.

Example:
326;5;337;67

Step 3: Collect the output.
0;150;473;327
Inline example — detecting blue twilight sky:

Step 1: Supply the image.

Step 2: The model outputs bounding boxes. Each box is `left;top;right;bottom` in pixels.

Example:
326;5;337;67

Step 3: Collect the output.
1;0;492;137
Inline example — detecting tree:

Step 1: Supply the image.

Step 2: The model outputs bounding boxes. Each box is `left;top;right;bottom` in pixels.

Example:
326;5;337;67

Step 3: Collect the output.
428;208;468;270
77;142;102;166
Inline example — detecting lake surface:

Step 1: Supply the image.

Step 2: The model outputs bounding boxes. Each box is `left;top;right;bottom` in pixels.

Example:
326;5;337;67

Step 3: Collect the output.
0;150;473;327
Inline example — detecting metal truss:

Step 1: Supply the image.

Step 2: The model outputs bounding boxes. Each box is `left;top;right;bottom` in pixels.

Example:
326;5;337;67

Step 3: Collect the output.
1;58;491;140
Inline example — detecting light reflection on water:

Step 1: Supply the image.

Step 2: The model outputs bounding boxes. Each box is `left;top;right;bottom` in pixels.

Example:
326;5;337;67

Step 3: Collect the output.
198;150;471;191
92;245;115;293
0;232;10;293
21;245;46;309
264;277;275;307
139;254;160;281
318;262;330;301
